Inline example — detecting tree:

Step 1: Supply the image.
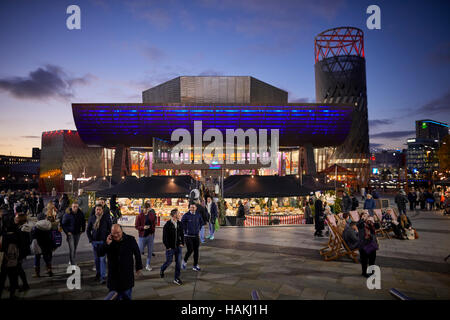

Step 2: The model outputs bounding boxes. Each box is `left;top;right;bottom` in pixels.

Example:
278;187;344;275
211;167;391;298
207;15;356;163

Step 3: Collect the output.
437;135;450;171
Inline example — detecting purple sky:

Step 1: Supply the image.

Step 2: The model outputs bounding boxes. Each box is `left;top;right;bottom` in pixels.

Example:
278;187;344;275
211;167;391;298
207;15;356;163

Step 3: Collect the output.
0;0;449;156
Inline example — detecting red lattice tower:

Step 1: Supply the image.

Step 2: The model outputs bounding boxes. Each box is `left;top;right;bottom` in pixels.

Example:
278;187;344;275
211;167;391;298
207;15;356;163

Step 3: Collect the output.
314;27;364;63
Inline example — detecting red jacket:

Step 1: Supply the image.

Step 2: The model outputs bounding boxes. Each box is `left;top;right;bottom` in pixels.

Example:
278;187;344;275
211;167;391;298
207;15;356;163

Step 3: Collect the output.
135;211;156;237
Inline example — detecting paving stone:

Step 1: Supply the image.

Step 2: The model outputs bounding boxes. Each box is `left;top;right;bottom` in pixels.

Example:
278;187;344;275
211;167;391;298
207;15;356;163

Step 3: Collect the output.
300;287;327;299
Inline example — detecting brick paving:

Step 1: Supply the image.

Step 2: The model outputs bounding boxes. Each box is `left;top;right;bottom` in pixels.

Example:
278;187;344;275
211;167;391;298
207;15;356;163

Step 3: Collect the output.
2;208;449;300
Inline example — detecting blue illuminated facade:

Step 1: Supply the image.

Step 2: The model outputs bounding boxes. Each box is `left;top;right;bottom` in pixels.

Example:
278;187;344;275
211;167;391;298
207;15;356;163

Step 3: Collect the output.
72;103;354;148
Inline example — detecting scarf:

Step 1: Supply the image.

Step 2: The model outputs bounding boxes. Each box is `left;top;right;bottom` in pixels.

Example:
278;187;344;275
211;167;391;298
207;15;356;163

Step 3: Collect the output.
94;213;103;230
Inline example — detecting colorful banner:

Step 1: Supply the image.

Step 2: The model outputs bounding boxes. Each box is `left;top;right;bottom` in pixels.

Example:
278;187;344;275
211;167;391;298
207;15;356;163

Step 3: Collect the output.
243;215;305;227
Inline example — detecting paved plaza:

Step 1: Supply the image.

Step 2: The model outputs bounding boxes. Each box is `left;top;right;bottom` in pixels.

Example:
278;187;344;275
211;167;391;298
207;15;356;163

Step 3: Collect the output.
2;208;449;300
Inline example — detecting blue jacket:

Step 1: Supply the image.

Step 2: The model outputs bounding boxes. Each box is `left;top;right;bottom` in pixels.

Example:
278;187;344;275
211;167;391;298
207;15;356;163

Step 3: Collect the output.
181;211;204;237
86;213;112;242
61;209;86;235
363;198;376;210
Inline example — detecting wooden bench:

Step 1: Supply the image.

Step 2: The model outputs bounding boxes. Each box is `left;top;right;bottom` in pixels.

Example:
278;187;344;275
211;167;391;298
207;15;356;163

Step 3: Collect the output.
373;209;390;239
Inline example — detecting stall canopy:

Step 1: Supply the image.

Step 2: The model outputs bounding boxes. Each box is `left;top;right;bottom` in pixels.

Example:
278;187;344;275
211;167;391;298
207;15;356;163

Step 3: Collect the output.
223;175;314;198
82;177;115;192
319;164;355;176
96;175;195;198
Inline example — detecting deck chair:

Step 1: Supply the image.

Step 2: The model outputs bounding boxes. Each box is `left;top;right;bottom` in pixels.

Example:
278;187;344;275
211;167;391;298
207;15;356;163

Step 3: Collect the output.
319;216;341;257
349;210;360;223
373;209;390;239
321;215;359;263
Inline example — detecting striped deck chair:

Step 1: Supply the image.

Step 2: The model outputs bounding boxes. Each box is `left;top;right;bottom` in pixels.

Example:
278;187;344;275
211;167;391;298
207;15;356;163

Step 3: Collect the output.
373;209;390;239
349;210;360;223
319;215;341;257
321;215;359;263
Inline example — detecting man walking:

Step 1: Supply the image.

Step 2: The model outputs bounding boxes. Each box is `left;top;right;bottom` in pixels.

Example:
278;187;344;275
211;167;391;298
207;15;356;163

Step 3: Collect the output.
395;189;409;216
206;197;218;240
407;189;417;211
160;209;184;285
135;203;156;271
61;202;86;266
98;224;142;300
86;204;112;284
181;203;203;272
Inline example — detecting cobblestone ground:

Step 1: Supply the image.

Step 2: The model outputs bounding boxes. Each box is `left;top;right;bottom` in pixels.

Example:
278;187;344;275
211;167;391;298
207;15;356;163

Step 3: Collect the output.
2;208;449;300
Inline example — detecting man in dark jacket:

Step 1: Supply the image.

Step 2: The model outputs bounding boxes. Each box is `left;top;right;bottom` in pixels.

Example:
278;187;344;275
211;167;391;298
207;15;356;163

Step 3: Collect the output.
62;202;86;266
395;190;408;215
314;197;324;237
206;197;218;240
236;201;246;226
35;194;44;217
181;203;203;271
407;190;417;211
342;192;352;213
351;194;359;211
86;204;112;283
160;208;184;285
97;224;142;300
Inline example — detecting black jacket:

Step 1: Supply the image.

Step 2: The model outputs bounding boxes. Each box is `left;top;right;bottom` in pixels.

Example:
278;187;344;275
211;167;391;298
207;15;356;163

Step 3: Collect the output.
86;213;112;243
342;195;352;212
197;204;209;225
162;219;184;249
61;209;86;235
237;204;245;219
97;233;143;292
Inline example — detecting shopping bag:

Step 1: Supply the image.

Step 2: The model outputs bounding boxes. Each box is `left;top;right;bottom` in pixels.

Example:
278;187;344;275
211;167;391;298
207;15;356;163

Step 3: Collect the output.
214;218;220;231
31;239;42;255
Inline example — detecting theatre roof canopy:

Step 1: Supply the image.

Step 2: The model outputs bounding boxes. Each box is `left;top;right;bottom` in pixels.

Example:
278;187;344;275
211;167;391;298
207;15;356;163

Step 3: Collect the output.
82;177;115;192
223;175;315;198
96;175;195;198
72;103;353;148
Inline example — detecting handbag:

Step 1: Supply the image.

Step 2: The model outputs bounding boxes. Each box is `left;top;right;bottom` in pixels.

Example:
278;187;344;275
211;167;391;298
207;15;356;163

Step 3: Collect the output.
405;228;415;240
31;238;42;255
214;218;220;231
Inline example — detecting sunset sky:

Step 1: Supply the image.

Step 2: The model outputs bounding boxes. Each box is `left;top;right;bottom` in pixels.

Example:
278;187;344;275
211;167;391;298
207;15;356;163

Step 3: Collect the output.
0;0;449;156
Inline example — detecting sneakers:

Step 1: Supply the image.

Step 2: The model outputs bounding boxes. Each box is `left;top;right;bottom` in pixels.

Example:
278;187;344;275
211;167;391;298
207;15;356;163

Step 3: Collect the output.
181;260;187;270
92;266;96;272
145;265;153;271
160;270;164;278
99;279;106;285
173;278;183;286
192;265;201;271
209;235;214;240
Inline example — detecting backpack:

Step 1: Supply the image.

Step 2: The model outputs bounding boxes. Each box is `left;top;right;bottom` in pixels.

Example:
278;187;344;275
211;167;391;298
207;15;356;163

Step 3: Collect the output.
51;230;63;248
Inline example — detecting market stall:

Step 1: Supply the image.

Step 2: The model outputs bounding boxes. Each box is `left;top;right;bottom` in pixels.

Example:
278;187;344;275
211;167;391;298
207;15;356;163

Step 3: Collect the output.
223;175;314;226
96;175;196;227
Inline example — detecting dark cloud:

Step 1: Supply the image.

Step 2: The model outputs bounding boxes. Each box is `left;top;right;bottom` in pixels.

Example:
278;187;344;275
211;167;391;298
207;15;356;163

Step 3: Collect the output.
21;136;40;139
369;119;394;127
416;91;450;115
0;65;93;100
370;131;415;139
369;143;384;148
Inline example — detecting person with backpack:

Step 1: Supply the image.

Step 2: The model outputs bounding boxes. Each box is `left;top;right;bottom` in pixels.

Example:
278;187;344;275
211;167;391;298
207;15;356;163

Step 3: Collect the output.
61;202;86;266
160;208;185;285
135;203;156;271
31;215;55;277
86;204;112;284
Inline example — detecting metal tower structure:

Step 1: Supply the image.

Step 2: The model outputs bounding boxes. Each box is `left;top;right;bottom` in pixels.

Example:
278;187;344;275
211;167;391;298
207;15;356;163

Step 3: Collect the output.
314;27;370;187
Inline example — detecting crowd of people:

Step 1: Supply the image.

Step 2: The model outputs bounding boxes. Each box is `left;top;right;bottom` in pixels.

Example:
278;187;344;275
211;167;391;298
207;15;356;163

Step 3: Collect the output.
0;188;219;300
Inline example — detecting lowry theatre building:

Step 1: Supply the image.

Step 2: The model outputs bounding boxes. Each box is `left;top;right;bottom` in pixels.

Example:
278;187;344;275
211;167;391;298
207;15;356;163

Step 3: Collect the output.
39;27;370;194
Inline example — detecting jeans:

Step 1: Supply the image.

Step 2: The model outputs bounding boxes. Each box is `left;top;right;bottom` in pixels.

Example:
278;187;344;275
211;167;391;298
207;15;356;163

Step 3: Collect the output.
92;241;106;280
67;233;81;265
359;249;377;275
161;246;182;280
138;234;154;266
106;289;132;300
208;221;215;238
199;225;206;242
397;206;406;215
184;236;200;266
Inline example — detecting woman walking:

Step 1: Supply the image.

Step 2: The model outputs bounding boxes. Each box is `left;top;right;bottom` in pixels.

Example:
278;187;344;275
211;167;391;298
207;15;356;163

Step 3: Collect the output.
357;212;378;278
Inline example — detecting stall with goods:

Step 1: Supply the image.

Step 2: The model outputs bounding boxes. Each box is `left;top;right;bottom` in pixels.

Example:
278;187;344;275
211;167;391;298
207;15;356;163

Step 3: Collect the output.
96;175;197;226
222;175;314;226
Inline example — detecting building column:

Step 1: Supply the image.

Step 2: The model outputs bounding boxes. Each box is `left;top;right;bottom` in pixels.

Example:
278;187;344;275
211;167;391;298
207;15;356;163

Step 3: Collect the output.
112;145;131;184
305;143;317;175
